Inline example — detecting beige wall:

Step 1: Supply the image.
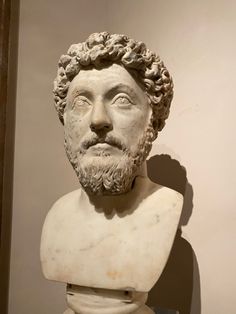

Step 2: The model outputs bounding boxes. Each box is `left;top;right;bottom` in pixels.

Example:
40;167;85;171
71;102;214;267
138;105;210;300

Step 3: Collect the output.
9;0;236;314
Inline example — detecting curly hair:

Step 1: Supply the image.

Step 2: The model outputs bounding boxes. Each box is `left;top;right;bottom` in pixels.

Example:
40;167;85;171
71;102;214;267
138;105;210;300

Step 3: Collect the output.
53;32;173;137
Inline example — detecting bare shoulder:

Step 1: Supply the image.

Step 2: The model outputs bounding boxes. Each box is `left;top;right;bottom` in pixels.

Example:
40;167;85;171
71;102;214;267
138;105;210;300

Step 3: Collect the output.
44;188;81;221
144;177;184;205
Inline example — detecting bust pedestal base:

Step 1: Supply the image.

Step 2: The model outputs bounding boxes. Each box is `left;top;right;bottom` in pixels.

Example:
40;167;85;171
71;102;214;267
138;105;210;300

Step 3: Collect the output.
63;285;154;314
63;305;154;314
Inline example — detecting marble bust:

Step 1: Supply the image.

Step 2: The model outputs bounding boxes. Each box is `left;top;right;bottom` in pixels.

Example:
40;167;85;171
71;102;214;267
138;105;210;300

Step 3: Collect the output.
40;32;183;314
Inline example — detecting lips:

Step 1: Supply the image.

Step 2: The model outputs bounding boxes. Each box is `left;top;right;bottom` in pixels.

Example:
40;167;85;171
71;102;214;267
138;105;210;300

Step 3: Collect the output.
89;142;112;149
91;142;110;146
82;136;125;152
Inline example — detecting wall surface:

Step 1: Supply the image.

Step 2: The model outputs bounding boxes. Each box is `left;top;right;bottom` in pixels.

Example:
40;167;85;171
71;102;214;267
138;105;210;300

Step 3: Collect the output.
9;1;236;314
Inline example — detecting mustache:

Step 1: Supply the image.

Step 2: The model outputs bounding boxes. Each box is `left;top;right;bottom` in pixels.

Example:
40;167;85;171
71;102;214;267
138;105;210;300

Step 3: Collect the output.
80;134;128;152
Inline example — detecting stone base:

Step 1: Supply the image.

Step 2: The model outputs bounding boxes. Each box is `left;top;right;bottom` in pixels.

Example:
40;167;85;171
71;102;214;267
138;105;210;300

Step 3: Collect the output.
62;286;179;314
63;285;155;314
63;306;179;314
63;305;154;314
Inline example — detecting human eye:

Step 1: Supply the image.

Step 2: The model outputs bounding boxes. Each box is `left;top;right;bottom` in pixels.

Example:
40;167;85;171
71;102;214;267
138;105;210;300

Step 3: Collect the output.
72;95;91;110
112;94;134;109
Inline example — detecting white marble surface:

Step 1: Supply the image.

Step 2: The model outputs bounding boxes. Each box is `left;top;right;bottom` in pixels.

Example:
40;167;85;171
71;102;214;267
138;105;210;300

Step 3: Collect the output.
41;33;182;314
63;285;154;314
41;176;183;292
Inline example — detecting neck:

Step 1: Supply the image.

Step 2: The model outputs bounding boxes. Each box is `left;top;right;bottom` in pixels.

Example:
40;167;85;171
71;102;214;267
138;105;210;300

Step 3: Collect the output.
136;161;147;177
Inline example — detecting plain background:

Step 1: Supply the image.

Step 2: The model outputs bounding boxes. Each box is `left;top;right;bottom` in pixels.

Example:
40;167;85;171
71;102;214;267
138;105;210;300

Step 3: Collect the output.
8;0;236;313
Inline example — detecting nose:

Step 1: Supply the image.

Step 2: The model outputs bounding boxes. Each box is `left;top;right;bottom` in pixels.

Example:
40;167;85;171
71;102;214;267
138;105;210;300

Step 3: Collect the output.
90;102;113;133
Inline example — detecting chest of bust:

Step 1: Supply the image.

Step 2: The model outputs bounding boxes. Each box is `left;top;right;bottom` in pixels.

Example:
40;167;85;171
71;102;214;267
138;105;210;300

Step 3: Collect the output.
41;187;182;292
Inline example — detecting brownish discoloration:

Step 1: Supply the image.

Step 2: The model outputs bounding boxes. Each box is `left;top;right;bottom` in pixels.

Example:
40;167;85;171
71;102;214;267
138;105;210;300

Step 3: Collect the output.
107;270;122;280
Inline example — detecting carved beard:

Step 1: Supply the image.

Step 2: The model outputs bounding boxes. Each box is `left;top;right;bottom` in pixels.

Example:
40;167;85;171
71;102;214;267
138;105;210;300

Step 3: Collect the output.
64;123;154;195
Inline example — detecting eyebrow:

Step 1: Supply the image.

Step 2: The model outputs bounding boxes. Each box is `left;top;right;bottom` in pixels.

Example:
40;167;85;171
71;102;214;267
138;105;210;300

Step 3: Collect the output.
104;83;138;100
70;88;94;100
70;83;139;101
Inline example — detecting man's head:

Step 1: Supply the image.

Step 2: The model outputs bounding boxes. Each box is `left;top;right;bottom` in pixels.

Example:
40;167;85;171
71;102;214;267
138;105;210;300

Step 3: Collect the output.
53;32;173;195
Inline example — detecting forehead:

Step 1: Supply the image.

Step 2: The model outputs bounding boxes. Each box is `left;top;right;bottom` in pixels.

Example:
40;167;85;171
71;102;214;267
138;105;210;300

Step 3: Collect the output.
68;63;145;96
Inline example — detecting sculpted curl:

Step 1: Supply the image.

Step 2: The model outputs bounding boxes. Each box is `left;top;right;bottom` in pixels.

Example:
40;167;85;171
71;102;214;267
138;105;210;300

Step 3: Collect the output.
53;32;173;137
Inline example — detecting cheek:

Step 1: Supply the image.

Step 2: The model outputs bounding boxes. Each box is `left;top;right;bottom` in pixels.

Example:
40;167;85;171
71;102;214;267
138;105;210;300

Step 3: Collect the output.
112;109;151;151
112;108;151;134
64;114;88;149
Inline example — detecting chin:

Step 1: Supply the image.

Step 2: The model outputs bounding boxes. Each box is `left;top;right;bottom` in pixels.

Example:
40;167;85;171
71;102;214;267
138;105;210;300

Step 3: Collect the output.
75;154;136;195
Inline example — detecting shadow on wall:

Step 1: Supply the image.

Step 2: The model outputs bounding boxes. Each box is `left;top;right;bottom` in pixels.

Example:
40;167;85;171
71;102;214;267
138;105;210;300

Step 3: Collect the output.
146;154;201;314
